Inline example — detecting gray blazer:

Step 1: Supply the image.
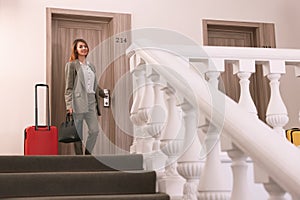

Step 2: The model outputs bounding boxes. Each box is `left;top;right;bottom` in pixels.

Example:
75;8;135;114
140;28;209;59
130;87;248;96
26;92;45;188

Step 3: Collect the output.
64;60;106;116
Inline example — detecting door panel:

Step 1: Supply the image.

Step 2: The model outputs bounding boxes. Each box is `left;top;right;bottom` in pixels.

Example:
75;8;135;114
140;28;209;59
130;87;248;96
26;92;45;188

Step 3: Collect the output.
52;18;110;154
208;29;254;47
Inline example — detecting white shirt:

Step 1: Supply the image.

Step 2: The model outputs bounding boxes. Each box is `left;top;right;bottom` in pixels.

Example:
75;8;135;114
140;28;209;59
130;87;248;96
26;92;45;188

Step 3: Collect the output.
80;61;95;94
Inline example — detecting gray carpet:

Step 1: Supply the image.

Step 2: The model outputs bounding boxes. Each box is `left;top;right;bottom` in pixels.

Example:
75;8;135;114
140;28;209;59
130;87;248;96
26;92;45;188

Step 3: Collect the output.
0;154;144;173
0;171;156;198
11;193;170;200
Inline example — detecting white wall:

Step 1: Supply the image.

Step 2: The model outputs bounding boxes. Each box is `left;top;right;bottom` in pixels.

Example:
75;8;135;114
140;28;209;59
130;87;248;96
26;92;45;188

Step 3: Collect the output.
0;0;300;154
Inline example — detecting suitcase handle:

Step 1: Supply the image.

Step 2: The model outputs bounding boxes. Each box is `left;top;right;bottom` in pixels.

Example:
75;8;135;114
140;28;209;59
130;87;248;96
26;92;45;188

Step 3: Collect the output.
35;84;50;131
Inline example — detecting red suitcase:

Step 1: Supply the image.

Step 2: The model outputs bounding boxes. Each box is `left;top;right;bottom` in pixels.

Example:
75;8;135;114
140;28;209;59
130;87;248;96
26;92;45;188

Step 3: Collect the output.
24;84;58;155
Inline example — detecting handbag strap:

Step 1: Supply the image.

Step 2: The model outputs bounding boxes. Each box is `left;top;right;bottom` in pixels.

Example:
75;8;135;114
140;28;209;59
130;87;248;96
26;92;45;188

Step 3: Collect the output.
65;113;75;125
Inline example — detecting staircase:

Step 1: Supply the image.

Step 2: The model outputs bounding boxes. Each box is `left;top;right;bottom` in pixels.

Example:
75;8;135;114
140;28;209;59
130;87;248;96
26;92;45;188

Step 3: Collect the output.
0;154;170;199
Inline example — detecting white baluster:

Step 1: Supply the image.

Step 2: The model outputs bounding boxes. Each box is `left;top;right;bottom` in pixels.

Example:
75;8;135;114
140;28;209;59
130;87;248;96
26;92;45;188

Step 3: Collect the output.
144;70;166;151
197;71;231;200
237;72;255;112
136;64;156;153
198;126;231;200
266;73;289;136
129;56;146;125
264;180;286;200
144;70;167;171
254;164;287;200
158;84;185;199
263;60;289;137
177;162;201;200
220;128;250;200
161;84;183;141
129;57;146;153
227;146;250;200
237;72;258;116
177;99;202;200
295;65;300;125
231;59;257;115
138;67;154;125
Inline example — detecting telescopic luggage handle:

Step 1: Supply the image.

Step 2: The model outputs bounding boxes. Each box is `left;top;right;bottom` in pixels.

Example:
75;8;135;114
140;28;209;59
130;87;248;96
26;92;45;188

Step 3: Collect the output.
35;84;50;130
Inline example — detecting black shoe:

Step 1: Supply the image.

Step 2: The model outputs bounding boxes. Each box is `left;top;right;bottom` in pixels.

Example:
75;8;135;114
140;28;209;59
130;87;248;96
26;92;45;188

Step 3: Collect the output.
85;149;91;155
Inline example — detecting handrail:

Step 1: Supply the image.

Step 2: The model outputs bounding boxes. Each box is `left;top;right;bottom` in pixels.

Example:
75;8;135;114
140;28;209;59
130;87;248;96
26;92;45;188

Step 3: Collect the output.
201;46;300;62
127;44;300;198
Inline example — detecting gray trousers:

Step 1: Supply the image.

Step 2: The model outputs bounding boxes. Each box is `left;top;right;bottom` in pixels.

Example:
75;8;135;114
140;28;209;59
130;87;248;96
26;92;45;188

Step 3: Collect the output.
73;94;99;155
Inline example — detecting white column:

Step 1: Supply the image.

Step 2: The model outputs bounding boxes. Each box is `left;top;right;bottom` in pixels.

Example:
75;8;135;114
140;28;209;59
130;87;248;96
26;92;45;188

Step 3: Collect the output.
231;59;257;115
129;57;146;154
177;99;202;200
295;65;300;125
160;84;183;141
221;131;250;200
263;60;289;137
228;146;250;200
197;71;231;200
254;164;287;200
137;66;154;124
144;70;167;171
137;65;156;153
144;70;166;151
198;126;231;200
158;84;185;199
266;74;289;136
264;181;286;200
237;72;257;115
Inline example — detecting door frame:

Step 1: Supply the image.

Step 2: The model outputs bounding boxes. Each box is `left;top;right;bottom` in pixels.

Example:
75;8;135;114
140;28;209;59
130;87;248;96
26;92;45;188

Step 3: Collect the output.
202;19;276;48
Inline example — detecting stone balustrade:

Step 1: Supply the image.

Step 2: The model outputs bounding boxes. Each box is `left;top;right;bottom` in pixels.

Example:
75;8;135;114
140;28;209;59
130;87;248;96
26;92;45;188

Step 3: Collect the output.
127;44;300;200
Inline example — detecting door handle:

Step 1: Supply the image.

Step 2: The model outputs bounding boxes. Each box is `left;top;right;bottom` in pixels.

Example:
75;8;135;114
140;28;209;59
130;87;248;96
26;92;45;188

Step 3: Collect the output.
103;89;110;108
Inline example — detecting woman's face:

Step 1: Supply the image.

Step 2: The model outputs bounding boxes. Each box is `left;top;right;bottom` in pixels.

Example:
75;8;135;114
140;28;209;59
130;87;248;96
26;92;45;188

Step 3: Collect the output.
76;42;89;57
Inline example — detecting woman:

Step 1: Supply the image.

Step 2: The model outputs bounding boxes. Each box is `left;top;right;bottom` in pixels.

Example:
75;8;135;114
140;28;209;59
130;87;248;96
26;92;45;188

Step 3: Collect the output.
64;38;106;155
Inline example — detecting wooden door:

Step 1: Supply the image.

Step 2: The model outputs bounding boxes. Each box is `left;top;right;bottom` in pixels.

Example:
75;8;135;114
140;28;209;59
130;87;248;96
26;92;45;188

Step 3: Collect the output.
203;20;276;122
48;9;132;155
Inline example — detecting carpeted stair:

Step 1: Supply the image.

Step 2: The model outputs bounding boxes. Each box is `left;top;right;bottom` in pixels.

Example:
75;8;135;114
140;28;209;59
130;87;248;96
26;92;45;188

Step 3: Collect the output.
0;155;169;199
0;155;144;172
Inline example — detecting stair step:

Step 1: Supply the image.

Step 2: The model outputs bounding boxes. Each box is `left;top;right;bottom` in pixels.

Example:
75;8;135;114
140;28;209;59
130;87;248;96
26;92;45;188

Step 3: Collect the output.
0;154;143;173
0;171;156;198
11;193;170;200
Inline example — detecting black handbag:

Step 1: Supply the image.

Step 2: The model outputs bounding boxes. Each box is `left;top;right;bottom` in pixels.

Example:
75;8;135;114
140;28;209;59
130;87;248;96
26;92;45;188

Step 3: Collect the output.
58;113;81;143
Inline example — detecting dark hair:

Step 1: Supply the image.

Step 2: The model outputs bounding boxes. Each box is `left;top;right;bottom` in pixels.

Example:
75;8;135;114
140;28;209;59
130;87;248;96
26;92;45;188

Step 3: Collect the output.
69;38;89;62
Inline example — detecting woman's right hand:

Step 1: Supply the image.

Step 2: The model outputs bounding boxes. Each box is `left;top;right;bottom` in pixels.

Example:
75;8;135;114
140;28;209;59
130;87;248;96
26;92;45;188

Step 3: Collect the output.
67;108;73;115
